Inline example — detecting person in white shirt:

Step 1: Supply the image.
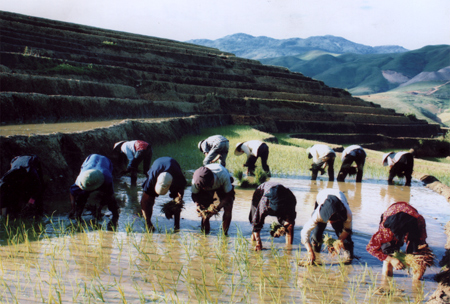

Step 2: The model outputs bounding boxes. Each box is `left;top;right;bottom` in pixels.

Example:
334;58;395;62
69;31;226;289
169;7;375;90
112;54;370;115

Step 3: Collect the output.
382;151;414;186
191;163;234;235
300;189;353;264
113;140;152;186
234;140;270;176
337;145;366;182
307;144;336;181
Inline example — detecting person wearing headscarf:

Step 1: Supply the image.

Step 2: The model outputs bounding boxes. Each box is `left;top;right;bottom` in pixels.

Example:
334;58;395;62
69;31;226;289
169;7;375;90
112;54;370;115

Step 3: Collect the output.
382;151;414;186
69;154;119;225
191;163;234;234
0;155;45;217
366;201;428;279
307;144;336;181
113;140;152;186
140;157;187;230
337;145;366;183
198;135;229;167
249;182;296;251
301;188;353;264
234;140;270;176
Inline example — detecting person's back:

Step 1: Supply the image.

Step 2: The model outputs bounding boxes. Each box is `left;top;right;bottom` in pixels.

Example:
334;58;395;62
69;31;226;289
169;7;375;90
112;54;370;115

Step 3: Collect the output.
0;155;44;217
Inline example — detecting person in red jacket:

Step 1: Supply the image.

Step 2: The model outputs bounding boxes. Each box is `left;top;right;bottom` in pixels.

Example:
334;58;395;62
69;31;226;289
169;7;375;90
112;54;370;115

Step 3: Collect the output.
366;201;428;280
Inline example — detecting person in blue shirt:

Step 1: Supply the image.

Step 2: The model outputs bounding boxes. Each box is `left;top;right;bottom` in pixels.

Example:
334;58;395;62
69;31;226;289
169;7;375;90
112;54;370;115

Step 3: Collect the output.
140;157;187;231
69;154;119;225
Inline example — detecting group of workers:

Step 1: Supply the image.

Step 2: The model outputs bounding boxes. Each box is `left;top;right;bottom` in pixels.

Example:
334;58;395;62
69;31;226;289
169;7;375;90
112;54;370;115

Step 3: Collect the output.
0;134;426;280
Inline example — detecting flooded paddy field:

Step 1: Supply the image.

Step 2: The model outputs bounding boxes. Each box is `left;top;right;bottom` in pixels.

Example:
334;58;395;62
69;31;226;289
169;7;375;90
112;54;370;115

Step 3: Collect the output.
1;175;448;303
0;119;173;137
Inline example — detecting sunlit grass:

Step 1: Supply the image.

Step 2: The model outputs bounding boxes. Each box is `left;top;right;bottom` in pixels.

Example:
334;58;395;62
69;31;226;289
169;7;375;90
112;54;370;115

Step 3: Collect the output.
151;125;449;186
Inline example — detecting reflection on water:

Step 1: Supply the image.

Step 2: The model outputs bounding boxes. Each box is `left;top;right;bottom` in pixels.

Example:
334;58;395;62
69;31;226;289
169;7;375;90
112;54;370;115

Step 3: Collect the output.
0;118;170;136
0;176;448;302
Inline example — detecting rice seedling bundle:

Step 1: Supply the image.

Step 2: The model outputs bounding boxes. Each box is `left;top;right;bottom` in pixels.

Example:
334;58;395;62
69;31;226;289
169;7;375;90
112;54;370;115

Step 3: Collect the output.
160;197;184;219
322;234;343;255
269;222;286;238
392;246;435;277
197;201;219;219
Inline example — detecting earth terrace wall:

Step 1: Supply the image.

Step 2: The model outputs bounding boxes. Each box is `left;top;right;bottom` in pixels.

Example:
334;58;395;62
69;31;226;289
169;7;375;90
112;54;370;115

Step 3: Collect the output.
290;133;450;158
0;114;232;195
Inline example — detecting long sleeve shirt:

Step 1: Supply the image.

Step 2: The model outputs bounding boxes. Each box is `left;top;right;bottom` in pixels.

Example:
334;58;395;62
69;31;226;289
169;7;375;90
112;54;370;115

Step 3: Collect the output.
250;182;296;232
121;140;151;170
70;154;114;197
241;140;264;158
341;145;365;160
142;157;186;198
385;152;410;167
366;201;427;261
309;145;335;164
300;189;352;245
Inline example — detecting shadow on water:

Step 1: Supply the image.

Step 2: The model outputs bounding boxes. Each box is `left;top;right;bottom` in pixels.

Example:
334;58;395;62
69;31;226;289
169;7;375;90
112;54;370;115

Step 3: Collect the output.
0;174;448;302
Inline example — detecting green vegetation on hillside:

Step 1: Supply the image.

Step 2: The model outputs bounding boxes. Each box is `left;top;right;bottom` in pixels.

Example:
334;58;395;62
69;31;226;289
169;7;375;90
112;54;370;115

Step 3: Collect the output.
260;45;450;95
361;82;450;126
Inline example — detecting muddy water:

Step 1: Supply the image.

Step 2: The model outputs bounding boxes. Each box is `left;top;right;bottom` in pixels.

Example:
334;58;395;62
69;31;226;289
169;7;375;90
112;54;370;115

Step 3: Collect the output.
0;175;448;303
0;118;171;136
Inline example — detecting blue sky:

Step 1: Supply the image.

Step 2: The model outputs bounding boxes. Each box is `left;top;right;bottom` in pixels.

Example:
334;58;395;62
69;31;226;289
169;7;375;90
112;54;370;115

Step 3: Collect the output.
2;0;449;50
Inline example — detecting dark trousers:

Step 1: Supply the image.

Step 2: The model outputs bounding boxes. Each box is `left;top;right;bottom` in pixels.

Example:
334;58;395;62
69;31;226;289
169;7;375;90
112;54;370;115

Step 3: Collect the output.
245;143;270;174
389;153;414;186
311;154;335;181
337;150;366;182
311;220;354;256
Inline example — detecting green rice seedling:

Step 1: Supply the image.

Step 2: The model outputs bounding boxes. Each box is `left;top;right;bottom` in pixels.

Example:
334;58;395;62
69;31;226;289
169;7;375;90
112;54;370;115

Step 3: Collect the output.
392;248;435;279
160;198;184;220
234;169;244;183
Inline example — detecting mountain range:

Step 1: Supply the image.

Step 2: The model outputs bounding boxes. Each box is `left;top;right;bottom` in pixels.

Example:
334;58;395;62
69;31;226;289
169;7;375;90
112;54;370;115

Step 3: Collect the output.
187;33;409;60
188;34;450;126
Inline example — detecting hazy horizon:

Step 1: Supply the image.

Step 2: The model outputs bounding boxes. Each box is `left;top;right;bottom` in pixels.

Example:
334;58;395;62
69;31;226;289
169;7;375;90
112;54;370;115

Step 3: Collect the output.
2;0;449;50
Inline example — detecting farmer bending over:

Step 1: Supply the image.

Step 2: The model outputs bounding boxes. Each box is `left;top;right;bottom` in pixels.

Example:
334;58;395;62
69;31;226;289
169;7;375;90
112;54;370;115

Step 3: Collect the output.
191;164;234;234
301;189;353;265
113;140;152;186
0;155;45;218
234;140;271;176
140;157;187;231
337;145;366;183
249;182;296;251
307;144;336;181
69;154;119;226
382;150;414;186
198;135;229;167
366;201;428;280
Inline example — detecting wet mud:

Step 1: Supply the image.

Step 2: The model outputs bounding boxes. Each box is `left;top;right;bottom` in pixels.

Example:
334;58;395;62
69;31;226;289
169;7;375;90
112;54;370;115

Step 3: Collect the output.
1;176;448;302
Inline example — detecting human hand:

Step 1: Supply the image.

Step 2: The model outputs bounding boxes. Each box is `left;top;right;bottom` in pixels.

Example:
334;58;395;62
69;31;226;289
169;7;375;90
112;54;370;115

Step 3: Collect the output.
307;250;315;264
388;257;404;270
333;239;344;253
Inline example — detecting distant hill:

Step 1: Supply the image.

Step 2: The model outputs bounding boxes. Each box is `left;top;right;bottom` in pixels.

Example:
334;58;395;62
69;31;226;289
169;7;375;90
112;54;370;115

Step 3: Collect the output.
187;33;408;60
260;45;450;95
360;81;450;127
